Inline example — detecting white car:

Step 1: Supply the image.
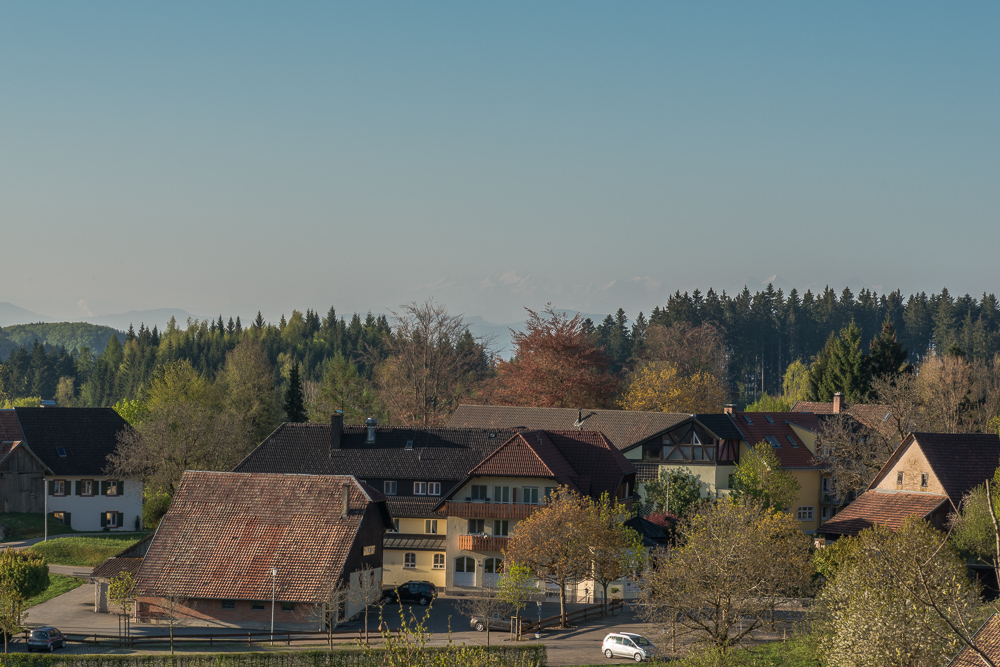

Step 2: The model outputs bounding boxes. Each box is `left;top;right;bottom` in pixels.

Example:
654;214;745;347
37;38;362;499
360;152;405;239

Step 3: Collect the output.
602;632;656;662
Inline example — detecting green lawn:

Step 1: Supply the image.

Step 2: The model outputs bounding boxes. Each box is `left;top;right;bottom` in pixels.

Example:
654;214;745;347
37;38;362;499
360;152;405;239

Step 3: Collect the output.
0;513;77;541
24;574;85;609
27;533;148;566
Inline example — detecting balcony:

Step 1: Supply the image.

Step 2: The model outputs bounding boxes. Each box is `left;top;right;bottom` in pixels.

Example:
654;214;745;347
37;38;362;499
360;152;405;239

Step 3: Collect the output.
445;501;543;520
458;534;509;552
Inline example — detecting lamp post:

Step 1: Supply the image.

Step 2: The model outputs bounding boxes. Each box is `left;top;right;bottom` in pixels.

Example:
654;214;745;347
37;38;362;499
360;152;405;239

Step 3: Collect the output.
270;567;278;645
535;600;542;639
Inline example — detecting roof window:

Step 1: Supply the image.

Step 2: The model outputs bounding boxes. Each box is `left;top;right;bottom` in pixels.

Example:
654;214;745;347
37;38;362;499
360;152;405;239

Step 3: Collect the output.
55;447;67;458
765;435;781;448
743;415;753;425
765;415;774;424
405;440;413;451
786;435;798;448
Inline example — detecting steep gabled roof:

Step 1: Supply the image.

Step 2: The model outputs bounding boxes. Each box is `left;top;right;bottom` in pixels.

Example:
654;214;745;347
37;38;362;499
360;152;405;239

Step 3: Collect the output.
732;412;825;469
693;413;743;440
820;490;949;537
0;411;25;442
235;424;516;483
13;407;129;476
92;533;154;580
792;400;898;439
137;472;389;603
0;440;52;474
949;613;1000;666
447;405;689;451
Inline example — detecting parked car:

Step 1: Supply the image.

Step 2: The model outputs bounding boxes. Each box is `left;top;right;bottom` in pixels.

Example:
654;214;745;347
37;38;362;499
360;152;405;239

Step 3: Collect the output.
602;632;656;662
382;581;437;606
470;614;513;632
27;627;66;653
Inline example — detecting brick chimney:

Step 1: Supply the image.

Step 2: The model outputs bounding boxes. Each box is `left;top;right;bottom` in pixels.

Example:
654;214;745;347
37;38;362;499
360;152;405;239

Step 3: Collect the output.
833;392;844;414
724;404;735;415
331;411;343;451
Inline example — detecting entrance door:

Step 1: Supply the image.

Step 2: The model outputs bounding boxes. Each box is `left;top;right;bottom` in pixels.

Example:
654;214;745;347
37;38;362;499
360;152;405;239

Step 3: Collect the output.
454;557;475;587
482;557;503;588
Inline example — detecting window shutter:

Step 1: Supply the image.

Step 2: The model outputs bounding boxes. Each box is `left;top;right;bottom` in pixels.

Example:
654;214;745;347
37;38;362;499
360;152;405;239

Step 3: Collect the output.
101;481;107;495
100;513;107;528
64;512;71;528
118;481;125;495
75;481;81;496
117;512;124;528
48;481;54;496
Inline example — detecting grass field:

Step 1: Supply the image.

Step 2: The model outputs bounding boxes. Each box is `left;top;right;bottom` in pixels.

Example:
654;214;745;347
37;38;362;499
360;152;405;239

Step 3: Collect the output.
27;533;148;566
0;512;77;541
24;574;85;609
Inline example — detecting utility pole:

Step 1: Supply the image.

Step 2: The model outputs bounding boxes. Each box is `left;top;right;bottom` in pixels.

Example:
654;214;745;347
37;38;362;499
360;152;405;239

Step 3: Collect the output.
270;567;278;645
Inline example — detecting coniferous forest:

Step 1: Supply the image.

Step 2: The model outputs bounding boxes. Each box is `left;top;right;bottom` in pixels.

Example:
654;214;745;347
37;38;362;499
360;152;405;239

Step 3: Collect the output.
1;285;998;415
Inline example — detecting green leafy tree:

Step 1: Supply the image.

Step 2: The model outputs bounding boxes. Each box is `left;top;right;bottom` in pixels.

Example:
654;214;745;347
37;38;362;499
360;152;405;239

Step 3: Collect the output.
283;362;307;422
112;397;148;427
730;443;800;511
0;547;48;650
744;393;792;412
310;353;382;423
497;561;536;636
781;359;811;404
587;493;645;614
219;338;280;442
643;467;703;517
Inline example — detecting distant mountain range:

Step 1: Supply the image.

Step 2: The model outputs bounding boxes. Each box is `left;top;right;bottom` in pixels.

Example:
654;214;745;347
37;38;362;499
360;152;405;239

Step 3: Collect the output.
0;302;200;331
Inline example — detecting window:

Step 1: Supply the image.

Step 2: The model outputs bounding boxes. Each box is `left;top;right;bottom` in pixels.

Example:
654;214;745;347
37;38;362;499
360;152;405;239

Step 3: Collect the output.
493;486;511;503
103;512;121;528
281;602;295;612
765;436;781;448
493;520;509;536
55;447;67;458
425;519;438;534
105;480;120;496
470;485;488;501
522;487;539;504
468;519;485;534
455;556;475;572
921;473;929;488
413;482;427;495
404;553;416;569
822;477;830;492
544;487;556;500
433;554;445;569
765;415;775;424
80;480;94;496
786;436;798;448
384;481;397;496
50;480;66;496
743;415;753;425
692;432;702;446
252;601;265;611
428;482;441;496
797;506;814;521
484;557;503;574
896;471;904;485
222;600;236;610
822;507;830;521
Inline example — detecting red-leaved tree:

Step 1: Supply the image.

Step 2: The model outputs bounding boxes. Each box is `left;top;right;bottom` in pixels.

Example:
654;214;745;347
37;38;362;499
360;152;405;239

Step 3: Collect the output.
488;305;618;408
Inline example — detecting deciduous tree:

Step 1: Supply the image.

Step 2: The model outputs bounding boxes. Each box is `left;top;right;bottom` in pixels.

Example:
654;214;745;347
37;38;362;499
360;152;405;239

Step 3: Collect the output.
219;338;280;442
489;305;617;409
642;467;703;517
586;494;645;615
639;499;813;653
618;362;726;413
730;443;800;511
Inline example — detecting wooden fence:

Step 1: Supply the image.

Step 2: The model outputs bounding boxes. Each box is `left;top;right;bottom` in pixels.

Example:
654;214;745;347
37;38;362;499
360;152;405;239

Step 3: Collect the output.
519;599;623;636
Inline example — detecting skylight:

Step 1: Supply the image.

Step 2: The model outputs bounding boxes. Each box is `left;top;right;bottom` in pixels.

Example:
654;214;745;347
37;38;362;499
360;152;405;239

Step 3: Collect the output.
786;435;798;448
55;447;67;458
765;435;781;448
405;440;413;450
743;415;753;425
765;415;774;424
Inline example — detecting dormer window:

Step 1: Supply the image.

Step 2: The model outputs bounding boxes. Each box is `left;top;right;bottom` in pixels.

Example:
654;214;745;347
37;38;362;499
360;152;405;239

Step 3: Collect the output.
413;482;427;495
384;481;397;496
405;440;413;450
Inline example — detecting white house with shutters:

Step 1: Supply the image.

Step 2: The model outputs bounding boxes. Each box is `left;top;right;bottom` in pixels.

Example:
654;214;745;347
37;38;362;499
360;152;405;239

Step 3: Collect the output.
11;407;143;532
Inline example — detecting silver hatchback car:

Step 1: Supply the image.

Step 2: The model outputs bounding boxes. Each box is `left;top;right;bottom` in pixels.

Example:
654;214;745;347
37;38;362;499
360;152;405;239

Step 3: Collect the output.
602;632;656;662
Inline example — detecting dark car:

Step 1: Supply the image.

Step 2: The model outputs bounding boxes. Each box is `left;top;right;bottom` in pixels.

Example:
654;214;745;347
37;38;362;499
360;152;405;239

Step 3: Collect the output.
382;581;437;606
27;627;66;652
470;614;512;632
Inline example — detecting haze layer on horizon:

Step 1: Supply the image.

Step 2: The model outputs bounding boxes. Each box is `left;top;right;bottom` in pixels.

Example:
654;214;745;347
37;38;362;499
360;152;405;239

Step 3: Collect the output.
2;2;997;324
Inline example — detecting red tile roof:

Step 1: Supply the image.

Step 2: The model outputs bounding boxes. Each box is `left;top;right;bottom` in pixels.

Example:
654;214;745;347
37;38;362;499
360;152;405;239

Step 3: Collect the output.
0;411;24;442
470;433;561;480
820;490;949;537
950;613;1000;666
733;412;825;469
792;401;897;439
137;472;387;603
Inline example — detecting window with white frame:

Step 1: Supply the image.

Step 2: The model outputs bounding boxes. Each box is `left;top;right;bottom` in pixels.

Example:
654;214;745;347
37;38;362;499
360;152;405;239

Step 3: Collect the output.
493;486;511;503
80;480;94;496
105;480;120;496
404;553;416;568
469;485;488;501
50;480;66;496
433;553;445;569
493;519;509;536
413;482;427;495
384;481;397;495
425;519;438;534
522;487;539;504
428;482;441;496
797;506;814;521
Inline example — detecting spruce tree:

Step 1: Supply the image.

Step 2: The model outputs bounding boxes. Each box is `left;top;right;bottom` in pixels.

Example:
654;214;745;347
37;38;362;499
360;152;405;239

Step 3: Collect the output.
867;320;910;380
283;362;307;422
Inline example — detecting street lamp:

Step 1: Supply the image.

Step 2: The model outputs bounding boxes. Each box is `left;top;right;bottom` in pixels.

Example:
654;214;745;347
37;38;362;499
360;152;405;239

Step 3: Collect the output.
535;600;542;639
270;567;278;645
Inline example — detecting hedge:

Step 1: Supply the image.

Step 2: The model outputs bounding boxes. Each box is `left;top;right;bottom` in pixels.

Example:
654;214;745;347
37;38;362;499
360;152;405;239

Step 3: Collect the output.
0;645;547;667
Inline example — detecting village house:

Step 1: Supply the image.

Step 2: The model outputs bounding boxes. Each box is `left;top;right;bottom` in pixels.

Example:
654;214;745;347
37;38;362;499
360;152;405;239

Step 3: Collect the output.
135;471;391;628
820;432;1000;539
0;407;140;530
433;429;637;600
233;415;514;590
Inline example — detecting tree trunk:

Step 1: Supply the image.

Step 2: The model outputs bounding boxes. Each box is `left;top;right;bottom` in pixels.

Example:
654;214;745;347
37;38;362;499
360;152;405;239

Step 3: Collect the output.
601;582;609;616
559;580;567;628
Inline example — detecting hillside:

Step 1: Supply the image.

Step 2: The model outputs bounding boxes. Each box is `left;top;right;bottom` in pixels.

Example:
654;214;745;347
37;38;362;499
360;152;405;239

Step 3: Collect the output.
0;322;123;359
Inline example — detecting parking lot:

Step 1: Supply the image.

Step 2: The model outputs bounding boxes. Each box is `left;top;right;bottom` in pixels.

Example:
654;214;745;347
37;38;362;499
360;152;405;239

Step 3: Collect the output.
20;584;651;665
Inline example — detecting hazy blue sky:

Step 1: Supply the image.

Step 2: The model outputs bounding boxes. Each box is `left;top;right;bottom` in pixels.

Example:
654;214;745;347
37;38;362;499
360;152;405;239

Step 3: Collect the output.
2;2;998;325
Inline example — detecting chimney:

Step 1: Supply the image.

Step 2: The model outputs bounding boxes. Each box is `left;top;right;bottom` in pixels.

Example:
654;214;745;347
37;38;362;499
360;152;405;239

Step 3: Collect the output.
330;411;343;451
724;404;735;415
833;392;844;414
365;417;377;444
341;482;351;518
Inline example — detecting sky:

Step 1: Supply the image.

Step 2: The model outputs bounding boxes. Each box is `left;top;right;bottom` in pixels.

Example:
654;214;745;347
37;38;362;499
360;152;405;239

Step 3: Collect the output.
2;2;998;327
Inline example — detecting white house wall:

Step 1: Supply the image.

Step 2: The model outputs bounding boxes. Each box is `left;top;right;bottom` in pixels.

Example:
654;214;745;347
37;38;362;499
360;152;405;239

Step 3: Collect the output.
46;476;143;532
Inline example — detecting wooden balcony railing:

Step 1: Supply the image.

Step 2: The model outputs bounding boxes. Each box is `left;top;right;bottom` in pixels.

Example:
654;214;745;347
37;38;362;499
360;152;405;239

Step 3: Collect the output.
445;501;543;520
457;534;510;553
